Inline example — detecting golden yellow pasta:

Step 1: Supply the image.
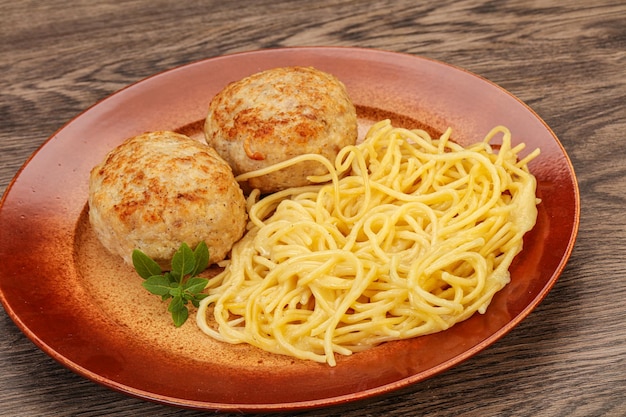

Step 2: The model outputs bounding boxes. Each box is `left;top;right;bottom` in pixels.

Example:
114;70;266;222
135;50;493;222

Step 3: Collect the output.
196;119;540;366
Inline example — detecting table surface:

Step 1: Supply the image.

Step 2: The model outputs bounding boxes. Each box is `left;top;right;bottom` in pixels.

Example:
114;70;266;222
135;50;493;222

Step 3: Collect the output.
1;1;624;416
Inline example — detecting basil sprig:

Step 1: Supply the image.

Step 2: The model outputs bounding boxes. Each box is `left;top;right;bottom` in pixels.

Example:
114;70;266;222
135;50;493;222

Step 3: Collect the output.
132;242;210;327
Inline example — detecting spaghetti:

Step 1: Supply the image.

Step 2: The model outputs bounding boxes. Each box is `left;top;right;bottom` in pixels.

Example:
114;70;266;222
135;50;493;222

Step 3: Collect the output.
196;119;540;366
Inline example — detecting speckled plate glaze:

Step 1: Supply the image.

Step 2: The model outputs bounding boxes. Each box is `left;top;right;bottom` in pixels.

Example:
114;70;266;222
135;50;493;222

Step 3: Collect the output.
0;47;579;412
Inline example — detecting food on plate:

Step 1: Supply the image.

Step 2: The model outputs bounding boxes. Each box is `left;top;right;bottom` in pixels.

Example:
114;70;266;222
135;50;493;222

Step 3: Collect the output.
196;119;540;366
86;66;540;368
204;66;358;193
88;131;247;268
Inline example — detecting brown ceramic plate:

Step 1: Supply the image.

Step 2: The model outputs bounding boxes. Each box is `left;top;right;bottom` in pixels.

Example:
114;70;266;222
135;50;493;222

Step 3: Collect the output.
0;47;579;412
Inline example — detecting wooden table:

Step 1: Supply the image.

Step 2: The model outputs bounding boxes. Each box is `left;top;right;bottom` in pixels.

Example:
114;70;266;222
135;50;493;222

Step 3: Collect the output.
1;1;624;415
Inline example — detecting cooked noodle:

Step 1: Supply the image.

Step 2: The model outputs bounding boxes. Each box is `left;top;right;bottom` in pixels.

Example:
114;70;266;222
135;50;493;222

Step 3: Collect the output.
196;119;540;366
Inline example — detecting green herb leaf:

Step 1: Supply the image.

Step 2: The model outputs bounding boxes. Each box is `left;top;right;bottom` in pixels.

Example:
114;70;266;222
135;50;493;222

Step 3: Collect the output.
142;275;171;296
184;277;209;294
191;293;209;308
168;295;184;312
170;242;195;282
164;271;177;284
169;285;183;298
170;304;189;328
132;249;162;279
191;241;210;277
132;242;212;327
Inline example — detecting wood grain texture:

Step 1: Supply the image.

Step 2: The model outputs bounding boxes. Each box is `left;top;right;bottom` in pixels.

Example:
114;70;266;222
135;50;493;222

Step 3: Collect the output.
1;0;625;416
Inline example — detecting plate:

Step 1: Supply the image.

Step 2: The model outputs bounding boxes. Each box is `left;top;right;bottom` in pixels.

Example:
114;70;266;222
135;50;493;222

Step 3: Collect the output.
0;47;579;412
